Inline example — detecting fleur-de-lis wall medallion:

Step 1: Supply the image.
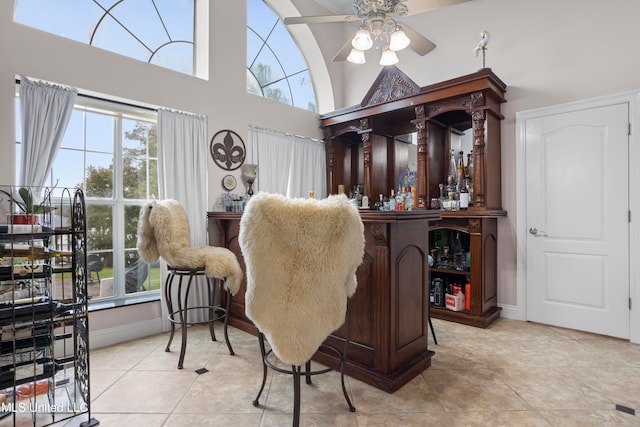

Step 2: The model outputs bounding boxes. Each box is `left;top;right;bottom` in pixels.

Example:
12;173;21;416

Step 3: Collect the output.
210;129;246;171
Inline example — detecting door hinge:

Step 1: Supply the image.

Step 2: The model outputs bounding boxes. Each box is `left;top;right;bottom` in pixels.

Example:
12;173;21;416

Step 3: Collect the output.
629;122;632;135
630;298;632;310
630;210;632;223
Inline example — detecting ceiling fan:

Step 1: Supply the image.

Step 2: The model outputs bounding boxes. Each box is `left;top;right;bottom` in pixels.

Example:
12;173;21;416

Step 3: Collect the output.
284;0;472;65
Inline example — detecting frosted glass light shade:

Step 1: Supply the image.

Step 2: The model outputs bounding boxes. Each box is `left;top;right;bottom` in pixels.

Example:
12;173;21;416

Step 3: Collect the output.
347;48;366;64
379;47;399;65
352;28;373;51
389;28;410;51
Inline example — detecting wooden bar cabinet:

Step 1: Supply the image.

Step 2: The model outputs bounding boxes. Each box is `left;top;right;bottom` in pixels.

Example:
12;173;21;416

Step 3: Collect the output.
320;67;507;328
208;209;440;393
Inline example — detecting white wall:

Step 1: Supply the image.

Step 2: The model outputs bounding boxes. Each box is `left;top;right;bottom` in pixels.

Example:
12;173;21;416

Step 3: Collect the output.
2;0;640;338
0;1;324;208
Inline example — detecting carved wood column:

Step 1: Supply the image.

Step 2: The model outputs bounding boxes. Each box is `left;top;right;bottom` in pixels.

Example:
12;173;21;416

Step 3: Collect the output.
359;118;372;199
324;127;335;195
414;105;428;203
471;109;486;207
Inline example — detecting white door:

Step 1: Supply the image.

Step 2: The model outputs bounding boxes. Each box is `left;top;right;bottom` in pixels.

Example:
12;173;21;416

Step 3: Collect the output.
525;102;630;338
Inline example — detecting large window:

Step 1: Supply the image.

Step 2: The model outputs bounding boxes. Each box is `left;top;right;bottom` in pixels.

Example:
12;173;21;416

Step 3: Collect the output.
16;93;161;303
247;0;317;112
14;0;318;111
14;0;195;76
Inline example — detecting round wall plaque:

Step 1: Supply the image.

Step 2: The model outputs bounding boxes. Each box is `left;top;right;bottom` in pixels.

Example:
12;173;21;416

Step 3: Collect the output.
210;129;246;171
222;175;237;192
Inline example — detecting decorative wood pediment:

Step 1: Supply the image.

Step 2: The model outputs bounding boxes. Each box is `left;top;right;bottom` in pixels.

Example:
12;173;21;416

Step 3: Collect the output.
361;66;420;107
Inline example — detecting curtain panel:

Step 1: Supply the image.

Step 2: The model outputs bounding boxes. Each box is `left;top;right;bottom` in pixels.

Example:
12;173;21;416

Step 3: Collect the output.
157;108;209;329
19;76;77;189
247;125;326;198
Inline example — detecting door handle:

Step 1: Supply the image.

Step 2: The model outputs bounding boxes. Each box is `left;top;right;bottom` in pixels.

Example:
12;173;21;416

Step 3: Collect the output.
529;227;546;237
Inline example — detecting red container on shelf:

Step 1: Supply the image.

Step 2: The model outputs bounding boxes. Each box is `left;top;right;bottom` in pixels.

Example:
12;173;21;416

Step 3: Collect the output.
465;283;471;311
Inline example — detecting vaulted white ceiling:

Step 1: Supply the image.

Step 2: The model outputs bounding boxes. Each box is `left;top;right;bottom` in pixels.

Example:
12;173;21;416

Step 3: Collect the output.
313;0;352;14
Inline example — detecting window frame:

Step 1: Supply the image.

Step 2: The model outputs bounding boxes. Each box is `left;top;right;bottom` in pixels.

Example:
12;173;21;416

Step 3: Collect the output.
246;0;318;112
15;87;161;307
13;0;200;78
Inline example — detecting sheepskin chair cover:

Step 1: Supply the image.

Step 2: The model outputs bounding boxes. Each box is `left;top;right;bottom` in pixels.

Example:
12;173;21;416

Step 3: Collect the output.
136;199;243;295
239;192;365;366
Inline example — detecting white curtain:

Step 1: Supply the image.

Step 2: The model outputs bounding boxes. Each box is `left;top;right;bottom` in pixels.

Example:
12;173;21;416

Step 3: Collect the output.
247;125;326;198
19;76;78;188
157;108;209;330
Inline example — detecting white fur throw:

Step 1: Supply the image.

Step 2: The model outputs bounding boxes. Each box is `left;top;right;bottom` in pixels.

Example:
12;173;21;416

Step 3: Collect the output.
136;199;243;295
239;192;365;366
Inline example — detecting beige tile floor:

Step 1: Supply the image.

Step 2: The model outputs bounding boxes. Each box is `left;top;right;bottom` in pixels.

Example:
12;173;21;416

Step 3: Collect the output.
60;318;640;426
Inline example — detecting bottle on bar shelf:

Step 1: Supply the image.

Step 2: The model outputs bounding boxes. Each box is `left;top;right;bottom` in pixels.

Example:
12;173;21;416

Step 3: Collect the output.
389;189;396;211
456;151;465;194
459;178;469;210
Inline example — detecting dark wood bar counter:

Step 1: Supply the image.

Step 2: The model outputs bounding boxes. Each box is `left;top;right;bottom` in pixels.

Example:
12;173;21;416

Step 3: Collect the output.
208;208;441;393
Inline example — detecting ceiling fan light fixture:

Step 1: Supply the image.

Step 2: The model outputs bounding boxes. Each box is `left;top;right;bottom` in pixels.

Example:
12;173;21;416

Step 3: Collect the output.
352;28;373;50
347;48;366;64
379;46;399;66
389;27;410;51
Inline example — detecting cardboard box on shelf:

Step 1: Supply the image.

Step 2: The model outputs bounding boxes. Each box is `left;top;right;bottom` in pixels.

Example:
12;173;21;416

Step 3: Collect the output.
446;291;465;311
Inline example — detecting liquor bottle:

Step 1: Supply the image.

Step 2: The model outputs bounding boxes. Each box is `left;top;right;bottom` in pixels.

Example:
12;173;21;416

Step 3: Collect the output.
448;149;457;188
401;186;408;211
456;151;465;194
406;186;414;211
382;194;390;211
459;178;469;210
396;187;405;211
375;194;383;210
452;232;464;270
389;189;396;211
432;278;444;307
466;151;474;180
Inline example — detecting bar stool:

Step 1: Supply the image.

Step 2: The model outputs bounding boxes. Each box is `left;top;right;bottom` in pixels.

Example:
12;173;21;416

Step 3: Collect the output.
164;267;234;369
136;199;243;369
238;193;365;427
252;308;355;426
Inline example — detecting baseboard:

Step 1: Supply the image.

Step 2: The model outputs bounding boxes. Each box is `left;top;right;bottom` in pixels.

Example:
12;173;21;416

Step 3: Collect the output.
497;303;517;320
89;318;163;349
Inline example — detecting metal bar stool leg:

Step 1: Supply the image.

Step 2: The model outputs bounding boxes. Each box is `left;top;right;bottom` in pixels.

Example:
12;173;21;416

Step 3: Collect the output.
222;287;234;355
177;273;191;369
252;332;269;407
304;361;312;385
164;272;176;352
292;365;302;427
207;277;217;342
341;309;355;412
165;269;235;369
429;316;438;345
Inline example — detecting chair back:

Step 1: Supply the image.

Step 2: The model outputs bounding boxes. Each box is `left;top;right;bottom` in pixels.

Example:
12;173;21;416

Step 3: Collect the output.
239;192;364;366
137;199;191;264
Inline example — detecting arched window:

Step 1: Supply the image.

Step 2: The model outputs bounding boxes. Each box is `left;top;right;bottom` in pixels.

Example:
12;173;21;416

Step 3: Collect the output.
247;0;317;112
14;0;195;76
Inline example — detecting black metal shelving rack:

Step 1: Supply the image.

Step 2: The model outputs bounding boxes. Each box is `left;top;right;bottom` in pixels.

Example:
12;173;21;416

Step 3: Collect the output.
0;186;98;427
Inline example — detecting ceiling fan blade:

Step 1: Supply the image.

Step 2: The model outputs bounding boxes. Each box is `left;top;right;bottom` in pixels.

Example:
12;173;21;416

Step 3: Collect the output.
283;14;357;25
402;0;473;16
332;36;356;62
402;25;436;56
